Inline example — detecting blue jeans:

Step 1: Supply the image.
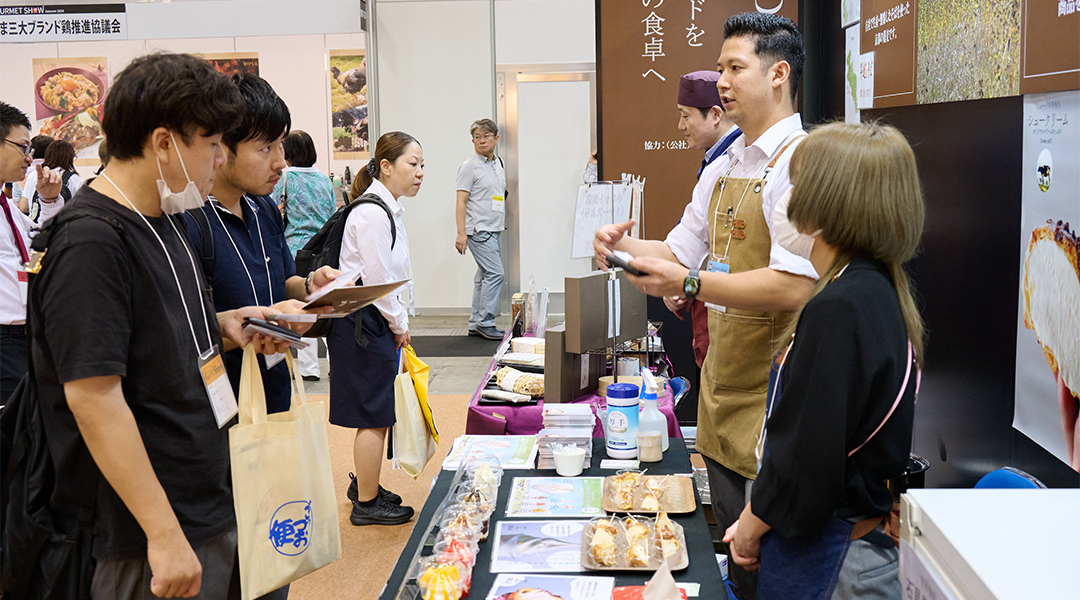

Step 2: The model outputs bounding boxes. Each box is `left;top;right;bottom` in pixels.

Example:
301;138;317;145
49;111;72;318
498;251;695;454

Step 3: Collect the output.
467;230;504;330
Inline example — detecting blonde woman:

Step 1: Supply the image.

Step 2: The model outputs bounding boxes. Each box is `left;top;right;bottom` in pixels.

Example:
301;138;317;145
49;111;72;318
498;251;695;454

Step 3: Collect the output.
724;122;925;600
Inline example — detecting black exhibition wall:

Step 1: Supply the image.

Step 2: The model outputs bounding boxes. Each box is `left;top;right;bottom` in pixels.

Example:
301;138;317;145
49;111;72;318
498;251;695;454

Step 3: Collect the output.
800;0;1080;489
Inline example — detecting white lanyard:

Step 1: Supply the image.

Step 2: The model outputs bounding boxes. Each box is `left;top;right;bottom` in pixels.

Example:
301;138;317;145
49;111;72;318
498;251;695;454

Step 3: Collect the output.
101;173;213;354
208;195;275;305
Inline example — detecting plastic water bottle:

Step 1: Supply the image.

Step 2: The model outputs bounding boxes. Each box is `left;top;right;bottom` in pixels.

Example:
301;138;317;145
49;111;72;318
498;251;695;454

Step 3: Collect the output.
638;368;668;452
606;383;640;459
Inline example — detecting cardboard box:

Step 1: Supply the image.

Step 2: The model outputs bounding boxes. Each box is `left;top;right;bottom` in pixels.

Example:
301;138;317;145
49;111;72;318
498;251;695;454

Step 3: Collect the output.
544;324;603;403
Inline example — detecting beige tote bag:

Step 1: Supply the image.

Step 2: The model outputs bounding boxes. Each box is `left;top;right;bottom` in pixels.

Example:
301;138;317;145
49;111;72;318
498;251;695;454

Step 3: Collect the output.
230;347;342;599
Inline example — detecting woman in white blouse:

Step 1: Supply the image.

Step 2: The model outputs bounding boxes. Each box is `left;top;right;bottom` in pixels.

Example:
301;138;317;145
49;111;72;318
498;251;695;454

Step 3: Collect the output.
329;131;422;526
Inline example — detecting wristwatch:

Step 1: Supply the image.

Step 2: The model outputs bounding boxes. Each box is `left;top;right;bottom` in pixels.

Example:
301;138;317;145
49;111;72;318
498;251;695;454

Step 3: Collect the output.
683;269;701;300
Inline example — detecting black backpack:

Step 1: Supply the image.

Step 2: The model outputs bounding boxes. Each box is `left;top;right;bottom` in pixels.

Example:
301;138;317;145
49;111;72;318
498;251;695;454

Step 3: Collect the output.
1;208;120;600
294;192;396;278
294;193;396;339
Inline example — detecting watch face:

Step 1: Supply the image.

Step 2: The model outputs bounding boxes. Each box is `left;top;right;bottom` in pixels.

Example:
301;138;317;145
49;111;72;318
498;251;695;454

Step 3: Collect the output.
684;276;700;296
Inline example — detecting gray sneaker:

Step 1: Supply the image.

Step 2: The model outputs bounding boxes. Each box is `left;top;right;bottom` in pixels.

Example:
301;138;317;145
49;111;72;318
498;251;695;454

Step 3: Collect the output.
350;496;414;526
476;325;505;340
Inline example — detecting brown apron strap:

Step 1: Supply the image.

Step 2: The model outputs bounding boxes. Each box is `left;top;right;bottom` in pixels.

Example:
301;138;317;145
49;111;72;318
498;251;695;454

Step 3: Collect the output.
766;133;807;170
849;515;886;541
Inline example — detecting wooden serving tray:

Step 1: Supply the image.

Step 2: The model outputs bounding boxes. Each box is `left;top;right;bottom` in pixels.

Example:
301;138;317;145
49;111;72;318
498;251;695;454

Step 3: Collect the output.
602;475;696;514
580;516;689;572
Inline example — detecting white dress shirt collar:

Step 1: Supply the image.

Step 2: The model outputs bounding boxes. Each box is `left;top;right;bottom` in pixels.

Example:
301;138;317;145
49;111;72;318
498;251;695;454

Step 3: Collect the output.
727;113;803;166
366;178;405;216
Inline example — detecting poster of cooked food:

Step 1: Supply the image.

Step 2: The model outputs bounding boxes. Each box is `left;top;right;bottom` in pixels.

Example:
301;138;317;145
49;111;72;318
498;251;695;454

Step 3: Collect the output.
32;57;107;158
486;574;615;600
1013;90;1080;473
329;49;369;160
200;52;260;78
490;520;588;573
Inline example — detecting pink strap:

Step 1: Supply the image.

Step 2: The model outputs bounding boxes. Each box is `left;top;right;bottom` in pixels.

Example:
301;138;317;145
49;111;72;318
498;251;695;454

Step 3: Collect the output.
848;341;918;457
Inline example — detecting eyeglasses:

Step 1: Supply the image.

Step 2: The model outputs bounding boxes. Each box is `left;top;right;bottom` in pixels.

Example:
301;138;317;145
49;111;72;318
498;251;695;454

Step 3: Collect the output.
472;133;495;141
3;138;32;157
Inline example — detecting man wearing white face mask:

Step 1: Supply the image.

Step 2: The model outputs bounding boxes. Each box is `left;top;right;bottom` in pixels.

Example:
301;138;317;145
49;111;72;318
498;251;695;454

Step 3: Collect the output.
593;14;817;598
19;53;302;599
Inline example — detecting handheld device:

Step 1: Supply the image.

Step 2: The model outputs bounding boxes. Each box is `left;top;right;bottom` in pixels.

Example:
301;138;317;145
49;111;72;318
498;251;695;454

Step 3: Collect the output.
243;317;302;343
605;251;647;277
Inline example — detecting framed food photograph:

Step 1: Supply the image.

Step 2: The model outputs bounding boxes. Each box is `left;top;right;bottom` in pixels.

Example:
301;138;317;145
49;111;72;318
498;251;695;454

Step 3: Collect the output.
32;57;108;161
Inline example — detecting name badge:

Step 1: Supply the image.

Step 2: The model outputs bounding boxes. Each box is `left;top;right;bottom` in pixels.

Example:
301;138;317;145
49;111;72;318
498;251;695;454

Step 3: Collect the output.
17;270;28;304
492;195;505;213
705;255;729;313
199;346;238;427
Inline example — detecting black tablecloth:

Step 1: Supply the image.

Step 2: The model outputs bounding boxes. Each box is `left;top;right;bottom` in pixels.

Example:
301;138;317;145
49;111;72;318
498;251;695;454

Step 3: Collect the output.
379;438;723;600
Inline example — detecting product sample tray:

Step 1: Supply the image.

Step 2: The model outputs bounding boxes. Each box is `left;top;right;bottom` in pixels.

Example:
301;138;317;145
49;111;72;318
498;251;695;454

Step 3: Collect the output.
580;516;688;572
601;474;695;514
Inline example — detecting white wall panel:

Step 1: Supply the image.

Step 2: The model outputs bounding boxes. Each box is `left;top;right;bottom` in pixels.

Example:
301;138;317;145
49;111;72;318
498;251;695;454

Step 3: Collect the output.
516;79;593;293
495;0;595;65
375;0;493;312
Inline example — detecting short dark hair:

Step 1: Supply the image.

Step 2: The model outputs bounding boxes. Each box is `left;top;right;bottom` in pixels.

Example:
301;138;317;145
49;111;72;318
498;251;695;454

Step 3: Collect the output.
723;12;804;104
30;135;54;159
470;118;498;137
43;140;76;172
283;130;317;168
101;53;244;161
223;73;291;153
0;102;31;140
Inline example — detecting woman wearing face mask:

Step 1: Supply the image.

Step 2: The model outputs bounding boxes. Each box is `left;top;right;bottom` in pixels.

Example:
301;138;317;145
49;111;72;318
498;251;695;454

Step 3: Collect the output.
330;131;422;526
722;122;925;600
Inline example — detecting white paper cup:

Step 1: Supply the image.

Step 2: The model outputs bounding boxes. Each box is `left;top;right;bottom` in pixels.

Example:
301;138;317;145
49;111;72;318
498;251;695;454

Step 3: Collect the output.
553;446;586;477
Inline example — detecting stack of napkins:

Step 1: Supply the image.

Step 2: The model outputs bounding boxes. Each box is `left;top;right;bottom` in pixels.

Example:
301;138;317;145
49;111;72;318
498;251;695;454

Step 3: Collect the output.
541;404;595;428
537;404;596;469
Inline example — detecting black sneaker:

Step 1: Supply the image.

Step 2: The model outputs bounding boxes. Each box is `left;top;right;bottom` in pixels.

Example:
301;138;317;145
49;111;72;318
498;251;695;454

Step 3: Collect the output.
348;472;403;505
475;325;505;340
350;496;414;526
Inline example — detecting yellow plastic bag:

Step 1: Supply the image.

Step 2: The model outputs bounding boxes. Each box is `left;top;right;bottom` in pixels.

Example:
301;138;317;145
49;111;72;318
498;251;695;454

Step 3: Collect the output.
230;347;341;600
392;346;437;478
403;344;438;443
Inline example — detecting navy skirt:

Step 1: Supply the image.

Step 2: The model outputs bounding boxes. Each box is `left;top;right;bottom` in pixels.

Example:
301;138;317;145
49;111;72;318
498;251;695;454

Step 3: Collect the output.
327;305;398;429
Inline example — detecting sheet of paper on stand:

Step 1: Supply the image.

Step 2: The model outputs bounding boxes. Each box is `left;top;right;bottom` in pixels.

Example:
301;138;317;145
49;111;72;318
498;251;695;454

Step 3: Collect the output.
641;557;683;600
302;278;409;318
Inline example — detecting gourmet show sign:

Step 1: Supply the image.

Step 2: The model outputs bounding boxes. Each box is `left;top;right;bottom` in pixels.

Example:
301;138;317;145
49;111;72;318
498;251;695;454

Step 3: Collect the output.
598;0;798;239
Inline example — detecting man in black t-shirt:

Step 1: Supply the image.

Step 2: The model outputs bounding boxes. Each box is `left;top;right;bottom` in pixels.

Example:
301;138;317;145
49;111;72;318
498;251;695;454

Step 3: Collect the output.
29;53;294;599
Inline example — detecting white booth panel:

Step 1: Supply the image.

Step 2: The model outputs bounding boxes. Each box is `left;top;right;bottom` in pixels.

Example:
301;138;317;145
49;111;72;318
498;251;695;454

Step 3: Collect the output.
516;78;593;294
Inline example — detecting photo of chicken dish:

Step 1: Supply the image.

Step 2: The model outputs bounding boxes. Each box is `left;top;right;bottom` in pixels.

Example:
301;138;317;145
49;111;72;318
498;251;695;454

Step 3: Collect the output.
39;105;103;152
39;71;100;112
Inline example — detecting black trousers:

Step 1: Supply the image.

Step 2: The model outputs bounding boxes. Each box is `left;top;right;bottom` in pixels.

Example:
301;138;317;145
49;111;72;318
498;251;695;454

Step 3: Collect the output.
0;324;28;406
704;454;759;600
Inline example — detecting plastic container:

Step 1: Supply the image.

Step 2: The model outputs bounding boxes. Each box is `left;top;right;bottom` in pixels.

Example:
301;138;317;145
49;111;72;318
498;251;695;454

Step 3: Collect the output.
637;368;669;452
637;432;663;462
606;383;640;459
553;445;586;476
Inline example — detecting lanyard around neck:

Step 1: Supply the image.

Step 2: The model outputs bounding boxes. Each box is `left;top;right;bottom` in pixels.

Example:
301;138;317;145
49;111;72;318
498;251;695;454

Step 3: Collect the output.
209;196;275;305
101;173;213;354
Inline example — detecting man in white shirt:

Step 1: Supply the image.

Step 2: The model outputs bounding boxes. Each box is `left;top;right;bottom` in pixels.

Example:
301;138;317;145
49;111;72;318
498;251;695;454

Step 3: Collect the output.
0;102;62;404
593;13;814;598
455;118;507;340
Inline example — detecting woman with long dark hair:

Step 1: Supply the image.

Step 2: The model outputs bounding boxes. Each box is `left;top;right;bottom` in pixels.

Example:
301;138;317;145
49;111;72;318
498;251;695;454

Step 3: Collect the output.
724;122;926;600
330;131;422;526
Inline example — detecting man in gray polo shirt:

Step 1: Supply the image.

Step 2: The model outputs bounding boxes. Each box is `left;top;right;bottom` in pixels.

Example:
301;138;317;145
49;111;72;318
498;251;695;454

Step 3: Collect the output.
455;118;506;340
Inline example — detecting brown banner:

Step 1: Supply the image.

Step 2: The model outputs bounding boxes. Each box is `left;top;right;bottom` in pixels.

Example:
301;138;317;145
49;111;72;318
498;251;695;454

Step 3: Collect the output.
1020;0;1080;94
860;0;917;108
598;1;798;240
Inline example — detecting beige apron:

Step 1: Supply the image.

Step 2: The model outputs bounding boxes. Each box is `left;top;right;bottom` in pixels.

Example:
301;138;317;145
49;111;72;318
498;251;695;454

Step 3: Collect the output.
697;136;803;478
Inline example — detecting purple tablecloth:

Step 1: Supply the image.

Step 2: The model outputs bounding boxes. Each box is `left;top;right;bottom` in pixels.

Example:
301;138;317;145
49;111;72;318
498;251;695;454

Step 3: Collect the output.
466;386;681;439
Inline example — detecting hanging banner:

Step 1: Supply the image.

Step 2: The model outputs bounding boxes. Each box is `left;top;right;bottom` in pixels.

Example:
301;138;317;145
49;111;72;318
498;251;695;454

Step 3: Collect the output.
1013;89;1080;473
598;0;798;239
329;49;369;160
1019;0;1080;94
32;57;107;159
0;4;126;43
859;0;916;108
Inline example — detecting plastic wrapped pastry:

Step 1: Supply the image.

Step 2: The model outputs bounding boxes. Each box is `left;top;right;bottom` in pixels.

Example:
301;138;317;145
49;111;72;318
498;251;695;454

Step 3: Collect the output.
495;366;545;397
